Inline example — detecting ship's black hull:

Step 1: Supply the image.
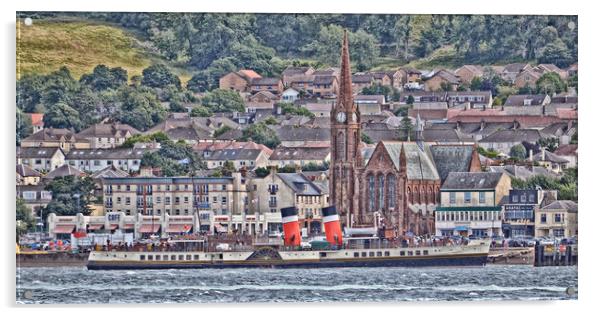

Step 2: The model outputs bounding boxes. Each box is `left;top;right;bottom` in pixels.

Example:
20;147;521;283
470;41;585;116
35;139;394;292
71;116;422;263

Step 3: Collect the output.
87;254;488;270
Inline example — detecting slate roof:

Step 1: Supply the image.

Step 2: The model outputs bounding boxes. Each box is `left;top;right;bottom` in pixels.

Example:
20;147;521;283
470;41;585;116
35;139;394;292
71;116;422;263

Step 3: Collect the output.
479;129;544;143
352;74;373;83
503;63;528;73
488;165;559;181
533;150;570;164
215;128;243;141
76;123;140;138
91;165;130;179
422;129;462;142
427;69;460;84
375;142;440;180
541;200;578;213
282;66;312;77
65;148;152;160
16;164;41;177
250;90;279;101
206;148;264;161
403;143;440;180
17;147;63;159
275;126;330;142
166;126;212;141
269;147;330;161
441;172;503;190
277;173;323;195
504;95;548;106
251;77;281;86
554;145;578;157
313;75;336;85
429;145;475;181
21;128;79;143
44;164;85;179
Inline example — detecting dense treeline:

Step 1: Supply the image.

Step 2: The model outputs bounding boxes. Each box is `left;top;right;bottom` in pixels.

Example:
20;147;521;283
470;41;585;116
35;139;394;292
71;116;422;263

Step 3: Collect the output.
82;13;577;70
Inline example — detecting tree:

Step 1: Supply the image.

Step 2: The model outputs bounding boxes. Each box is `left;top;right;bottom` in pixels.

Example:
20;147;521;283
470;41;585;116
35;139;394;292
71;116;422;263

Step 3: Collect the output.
141;64;181;90
263;116;278;125
278;103;315;118
470;77;483;91
200;89;245;113
121;131;169;148
44;176;96;218
361;83;392;98
538;137;559;152
212;161;236;177
16;108;32;145
169;101;188;113
141;139;206;176
400;116;413;141
239;122;281;149
213;126;232;138
115;86;167;131
190;106;213;117
538;39;573;68
80;65;128;91
536;72;567;95
187;57;237;93
405;94;414;105
510;144;527;160
43;101;84;131
254;167;270;177
361;133;373;144
16;198;35;239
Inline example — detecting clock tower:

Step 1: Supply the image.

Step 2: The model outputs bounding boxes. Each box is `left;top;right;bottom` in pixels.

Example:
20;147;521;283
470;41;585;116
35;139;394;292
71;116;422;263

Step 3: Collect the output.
329;30;362;228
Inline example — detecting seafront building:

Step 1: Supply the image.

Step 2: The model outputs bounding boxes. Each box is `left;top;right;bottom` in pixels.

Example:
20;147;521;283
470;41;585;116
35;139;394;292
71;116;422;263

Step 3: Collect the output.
435;172;511;237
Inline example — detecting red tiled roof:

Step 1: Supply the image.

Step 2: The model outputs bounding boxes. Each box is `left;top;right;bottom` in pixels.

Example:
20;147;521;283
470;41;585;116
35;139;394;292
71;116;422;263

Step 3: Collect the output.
556;108;578;120
238;70;262;79
29;113;44;126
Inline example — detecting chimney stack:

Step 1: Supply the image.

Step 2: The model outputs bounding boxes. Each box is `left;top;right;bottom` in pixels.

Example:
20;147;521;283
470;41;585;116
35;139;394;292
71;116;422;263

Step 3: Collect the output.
280;207;301;247
321;206;343;247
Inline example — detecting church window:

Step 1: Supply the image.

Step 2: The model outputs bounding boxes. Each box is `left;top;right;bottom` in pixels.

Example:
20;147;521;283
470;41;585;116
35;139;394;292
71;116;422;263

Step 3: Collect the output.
387;174;396;209
378;174;385;210
368;175;375;212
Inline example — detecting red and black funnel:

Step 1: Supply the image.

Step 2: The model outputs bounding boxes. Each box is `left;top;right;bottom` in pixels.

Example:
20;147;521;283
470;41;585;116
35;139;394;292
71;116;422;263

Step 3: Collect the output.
280;206;301;246
321;205;343;246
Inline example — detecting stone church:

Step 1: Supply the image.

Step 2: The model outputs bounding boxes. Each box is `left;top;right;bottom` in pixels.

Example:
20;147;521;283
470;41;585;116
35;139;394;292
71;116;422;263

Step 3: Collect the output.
329;31;482;236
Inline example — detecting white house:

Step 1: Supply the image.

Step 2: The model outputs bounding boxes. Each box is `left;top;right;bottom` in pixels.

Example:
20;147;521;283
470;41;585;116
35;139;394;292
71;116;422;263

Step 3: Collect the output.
281;87;300;103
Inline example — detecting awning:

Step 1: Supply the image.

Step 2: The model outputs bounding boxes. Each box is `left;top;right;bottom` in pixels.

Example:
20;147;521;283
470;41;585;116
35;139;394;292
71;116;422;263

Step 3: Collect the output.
139;224;161;233
455;226;469;231
54;225;75;234
214;223;228;233
87;224;103;230
122;223;135;230
107;224;118;230
166;224;192;233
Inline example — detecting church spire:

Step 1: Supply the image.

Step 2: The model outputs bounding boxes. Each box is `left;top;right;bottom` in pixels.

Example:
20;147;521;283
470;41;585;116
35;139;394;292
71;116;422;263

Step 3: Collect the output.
337;30;353;111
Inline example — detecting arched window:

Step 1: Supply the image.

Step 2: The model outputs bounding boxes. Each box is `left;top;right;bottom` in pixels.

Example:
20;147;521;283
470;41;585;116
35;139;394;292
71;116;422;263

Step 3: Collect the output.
407;187;412;204
368;174;375;212
378;174;385;210
336;131;346;161
427;186;433;204
387;174;396;210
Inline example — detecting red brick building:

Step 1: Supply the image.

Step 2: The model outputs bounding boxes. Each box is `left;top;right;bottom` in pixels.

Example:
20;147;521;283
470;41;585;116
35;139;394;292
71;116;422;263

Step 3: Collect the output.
329;31;481;236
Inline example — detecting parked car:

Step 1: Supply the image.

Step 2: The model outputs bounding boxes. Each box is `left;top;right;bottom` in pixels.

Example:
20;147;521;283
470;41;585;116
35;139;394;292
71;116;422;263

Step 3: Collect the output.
216;243;231;251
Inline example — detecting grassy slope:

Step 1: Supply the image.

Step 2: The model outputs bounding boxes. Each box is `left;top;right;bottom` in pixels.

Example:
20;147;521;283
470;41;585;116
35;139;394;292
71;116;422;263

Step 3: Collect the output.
16;19;192;82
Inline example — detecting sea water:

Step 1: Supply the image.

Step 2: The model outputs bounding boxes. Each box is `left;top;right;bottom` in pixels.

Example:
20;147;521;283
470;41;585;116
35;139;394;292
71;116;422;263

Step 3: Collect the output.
16;265;577;303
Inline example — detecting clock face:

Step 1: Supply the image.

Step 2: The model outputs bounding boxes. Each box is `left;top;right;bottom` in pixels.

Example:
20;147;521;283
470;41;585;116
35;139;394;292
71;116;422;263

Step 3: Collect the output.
336;112;346;123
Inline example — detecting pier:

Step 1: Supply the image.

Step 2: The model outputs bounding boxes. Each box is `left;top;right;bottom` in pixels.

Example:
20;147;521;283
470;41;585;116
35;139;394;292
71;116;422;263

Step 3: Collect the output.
533;242;577;267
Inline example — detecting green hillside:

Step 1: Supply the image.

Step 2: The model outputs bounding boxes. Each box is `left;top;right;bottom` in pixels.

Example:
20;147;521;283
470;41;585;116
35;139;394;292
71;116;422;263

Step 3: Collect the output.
16;19;191;82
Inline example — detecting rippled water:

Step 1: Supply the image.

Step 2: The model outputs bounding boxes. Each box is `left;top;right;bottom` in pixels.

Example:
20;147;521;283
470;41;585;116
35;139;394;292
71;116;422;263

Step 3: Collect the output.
16;265;577;303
